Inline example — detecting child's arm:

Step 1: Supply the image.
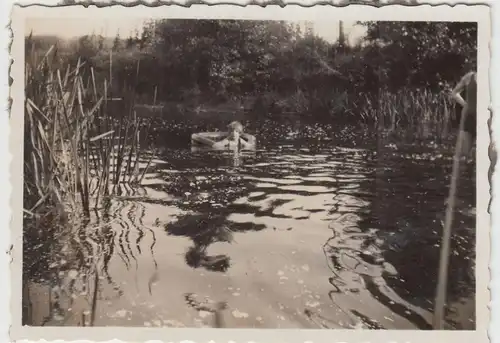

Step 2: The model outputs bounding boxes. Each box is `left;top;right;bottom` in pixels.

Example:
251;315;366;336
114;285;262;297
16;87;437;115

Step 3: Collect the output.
240;133;256;145
212;139;230;149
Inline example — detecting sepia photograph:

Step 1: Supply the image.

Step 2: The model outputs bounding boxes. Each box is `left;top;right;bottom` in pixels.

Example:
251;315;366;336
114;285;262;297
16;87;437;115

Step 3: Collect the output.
9;4;491;343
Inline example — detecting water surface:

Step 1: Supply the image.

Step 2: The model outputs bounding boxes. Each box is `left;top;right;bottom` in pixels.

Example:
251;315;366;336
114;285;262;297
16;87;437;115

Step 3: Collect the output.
23;141;476;329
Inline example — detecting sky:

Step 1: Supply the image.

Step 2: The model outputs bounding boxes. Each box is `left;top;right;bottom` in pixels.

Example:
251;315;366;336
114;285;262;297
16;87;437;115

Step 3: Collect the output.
25;18;367;45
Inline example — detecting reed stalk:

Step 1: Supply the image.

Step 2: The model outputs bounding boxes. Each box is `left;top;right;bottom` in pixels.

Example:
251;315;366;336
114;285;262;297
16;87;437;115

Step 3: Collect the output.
24;37;154;222
351;89;454;139
432;100;468;329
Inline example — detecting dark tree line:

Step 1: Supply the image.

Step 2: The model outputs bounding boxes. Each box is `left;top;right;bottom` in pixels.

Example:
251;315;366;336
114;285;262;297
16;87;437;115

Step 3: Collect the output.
26;20;476;129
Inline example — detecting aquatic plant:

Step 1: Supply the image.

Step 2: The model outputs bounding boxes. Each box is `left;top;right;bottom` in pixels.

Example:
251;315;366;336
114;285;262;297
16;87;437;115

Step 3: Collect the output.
354;89;454;139
24;35;155;219
23;36;158;326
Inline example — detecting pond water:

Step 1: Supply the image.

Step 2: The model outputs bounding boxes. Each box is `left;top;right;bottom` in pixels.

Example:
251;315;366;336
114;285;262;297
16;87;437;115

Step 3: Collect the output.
23;139;476;330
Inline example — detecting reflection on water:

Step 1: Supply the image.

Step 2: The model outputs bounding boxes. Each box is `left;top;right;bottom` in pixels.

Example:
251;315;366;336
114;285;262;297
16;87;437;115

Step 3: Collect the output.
23;142;475;329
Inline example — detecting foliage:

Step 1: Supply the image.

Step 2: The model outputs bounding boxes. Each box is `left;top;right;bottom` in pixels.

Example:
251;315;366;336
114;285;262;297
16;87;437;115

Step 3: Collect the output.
360;21;477;91
26;20;476;136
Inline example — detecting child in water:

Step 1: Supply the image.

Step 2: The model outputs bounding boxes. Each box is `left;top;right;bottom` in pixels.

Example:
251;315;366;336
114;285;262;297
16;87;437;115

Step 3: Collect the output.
226;121;244;140
213;121;254;150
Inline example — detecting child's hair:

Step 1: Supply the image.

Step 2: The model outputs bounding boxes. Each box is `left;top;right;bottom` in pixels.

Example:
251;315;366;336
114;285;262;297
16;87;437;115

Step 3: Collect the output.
228;121;244;133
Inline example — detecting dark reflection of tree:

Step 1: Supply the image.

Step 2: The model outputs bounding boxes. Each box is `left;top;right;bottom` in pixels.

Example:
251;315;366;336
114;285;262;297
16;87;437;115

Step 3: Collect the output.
318;152;384;329
157;143;475;329
317;147;465;330
159;157;267;272
158;149;325;272
356;144;476;329
165;212;265;272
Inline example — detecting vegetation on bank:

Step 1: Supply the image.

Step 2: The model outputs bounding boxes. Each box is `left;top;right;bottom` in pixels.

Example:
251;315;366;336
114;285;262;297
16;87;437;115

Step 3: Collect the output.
27;20;476;134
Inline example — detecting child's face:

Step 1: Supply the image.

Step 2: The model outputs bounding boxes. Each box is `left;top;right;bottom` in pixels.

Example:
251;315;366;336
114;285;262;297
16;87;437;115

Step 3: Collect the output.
228;130;240;141
229;121;243;133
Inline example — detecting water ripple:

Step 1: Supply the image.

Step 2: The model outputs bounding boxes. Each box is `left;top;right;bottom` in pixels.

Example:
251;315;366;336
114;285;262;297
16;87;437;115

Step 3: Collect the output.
24;145;475;329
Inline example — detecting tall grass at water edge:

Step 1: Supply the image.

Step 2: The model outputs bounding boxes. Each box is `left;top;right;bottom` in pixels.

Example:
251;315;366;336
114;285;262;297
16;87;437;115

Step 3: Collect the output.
24;40;156;224
356;89;456;141
23;40;160;326
137;88;455;136
238;87;457;146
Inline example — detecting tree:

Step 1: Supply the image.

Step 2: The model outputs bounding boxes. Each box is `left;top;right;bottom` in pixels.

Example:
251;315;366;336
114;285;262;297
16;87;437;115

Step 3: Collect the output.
112;32;122;52
359;21;477;91
126;35;135;49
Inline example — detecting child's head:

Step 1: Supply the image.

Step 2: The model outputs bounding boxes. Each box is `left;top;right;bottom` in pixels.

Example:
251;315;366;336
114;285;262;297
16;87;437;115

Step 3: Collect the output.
228;121;244;134
227;121;243;141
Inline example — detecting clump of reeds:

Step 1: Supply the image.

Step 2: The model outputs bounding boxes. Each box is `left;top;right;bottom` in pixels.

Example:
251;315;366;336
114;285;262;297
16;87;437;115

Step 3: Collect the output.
24;36;155;221
354;89;455;139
